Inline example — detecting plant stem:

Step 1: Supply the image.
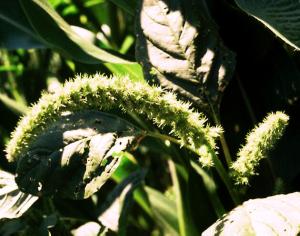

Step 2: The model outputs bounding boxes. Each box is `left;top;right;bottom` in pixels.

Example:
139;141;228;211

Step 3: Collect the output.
145;132;183;147
211;152;240;205
146;131;240;205
207;99;233;167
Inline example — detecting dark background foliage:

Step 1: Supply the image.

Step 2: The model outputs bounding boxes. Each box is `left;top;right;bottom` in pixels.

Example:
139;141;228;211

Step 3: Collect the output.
0;0;299;234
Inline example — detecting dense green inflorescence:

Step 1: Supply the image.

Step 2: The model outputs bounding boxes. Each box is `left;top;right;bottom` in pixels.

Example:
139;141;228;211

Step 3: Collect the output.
6;74;221;166
231;112;289;185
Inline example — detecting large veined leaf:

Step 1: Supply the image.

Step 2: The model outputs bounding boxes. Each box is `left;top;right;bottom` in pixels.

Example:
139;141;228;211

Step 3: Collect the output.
136;0;235;111
97;170;146;235
16;111;142;200
0;170;38;219
235;0;300;50
202;192;300;236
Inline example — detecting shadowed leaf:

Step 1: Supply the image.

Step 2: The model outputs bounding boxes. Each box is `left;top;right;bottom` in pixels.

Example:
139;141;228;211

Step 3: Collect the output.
235;0;300;50
16;111;142;200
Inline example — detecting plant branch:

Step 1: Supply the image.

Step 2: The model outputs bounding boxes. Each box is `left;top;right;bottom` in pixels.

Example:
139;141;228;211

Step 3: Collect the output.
146;131;240;205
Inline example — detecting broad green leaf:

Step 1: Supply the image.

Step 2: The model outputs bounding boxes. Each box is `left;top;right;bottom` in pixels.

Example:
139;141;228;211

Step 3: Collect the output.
97;170;146;235
0;1;43;49
135;0;235;112
0;0;131;64
168;160;198;236
145;186;179;236
19;0;131;64
203;192;300;236
0;170;38;219
112;152;152;216
16;111;142;200
104;63;144;82
235;0;300;50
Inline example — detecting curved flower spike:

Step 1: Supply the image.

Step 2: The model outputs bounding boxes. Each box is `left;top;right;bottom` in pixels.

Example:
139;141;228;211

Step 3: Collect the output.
6;74;221;167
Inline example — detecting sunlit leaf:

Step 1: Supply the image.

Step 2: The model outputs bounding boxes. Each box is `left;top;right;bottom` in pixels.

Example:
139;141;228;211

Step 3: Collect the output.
235;0;300;50
19;0;131;64
136;0;235;112
0;0;133;63
71;222;101;236
0;170;38;219
104;63;144;82
203;192;300;236
16;111;142;200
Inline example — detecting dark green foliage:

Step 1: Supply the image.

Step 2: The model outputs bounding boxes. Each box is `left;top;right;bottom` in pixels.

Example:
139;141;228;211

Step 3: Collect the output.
0;0;299;235
16;111;141;199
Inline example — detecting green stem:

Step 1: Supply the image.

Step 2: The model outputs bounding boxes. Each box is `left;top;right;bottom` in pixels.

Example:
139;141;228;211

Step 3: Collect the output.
207;99;233;167
146;131;240;205
211;152;240;205
145;132;183;147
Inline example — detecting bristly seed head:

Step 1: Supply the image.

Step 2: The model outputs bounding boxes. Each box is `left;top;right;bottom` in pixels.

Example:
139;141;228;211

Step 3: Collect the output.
231;111;289;185
6;74;220;166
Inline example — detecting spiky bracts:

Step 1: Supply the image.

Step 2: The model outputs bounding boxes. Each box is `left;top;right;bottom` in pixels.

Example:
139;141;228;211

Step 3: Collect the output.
6;74;221;166
231;112;289;185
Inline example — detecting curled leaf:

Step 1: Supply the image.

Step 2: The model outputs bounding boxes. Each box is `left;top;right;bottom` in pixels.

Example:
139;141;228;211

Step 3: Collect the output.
16;111;142;199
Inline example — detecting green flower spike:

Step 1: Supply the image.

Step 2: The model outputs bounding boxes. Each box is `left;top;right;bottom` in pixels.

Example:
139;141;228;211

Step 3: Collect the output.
231;111;289;185
6;74;220;167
